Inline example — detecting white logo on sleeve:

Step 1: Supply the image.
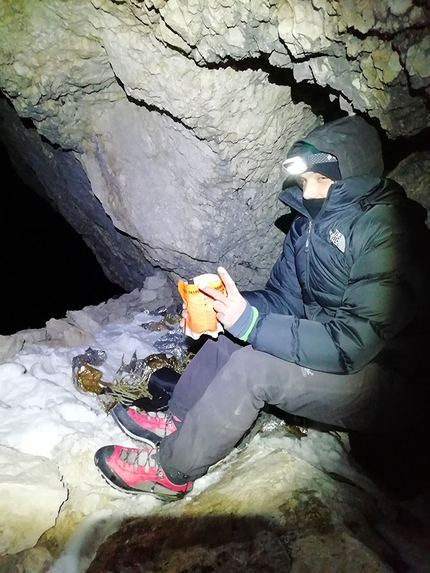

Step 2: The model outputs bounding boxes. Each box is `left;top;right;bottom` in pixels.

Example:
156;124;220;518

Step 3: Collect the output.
301;367;314;377
329;229;346;253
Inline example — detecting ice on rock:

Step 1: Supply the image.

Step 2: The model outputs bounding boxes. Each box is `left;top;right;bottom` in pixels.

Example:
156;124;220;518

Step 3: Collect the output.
0;445;67;555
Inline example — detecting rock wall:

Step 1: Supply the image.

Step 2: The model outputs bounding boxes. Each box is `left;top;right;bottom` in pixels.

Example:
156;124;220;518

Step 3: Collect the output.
0;0;429;291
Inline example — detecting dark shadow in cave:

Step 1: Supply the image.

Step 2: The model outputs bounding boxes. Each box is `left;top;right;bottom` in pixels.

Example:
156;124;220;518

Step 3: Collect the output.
0;141;124;335
83;512;408;573
380;126;430;172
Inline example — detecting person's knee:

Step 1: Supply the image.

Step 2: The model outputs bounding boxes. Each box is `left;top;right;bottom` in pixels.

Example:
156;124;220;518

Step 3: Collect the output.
224;345;258;375
224;346;276;401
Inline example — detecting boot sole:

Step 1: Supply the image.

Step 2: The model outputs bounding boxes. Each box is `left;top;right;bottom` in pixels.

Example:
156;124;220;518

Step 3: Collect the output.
94;453;188;502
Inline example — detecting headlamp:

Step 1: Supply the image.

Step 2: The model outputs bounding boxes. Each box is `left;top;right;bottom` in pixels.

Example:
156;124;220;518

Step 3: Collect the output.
282;156;308;175
282;153;338;176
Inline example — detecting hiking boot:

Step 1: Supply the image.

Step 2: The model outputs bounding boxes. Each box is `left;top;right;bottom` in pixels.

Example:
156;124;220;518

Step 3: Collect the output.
111;403;180;444
94;443;192;499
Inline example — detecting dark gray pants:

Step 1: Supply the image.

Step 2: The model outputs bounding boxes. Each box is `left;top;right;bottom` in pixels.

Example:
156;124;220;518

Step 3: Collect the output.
159;335;413;483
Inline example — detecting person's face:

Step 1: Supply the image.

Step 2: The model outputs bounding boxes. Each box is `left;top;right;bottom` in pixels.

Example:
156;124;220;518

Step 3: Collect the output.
300;171;334;199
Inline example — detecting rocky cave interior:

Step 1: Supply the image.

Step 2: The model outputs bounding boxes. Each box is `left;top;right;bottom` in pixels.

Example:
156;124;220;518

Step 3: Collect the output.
0;0;429;572
1;77;429;335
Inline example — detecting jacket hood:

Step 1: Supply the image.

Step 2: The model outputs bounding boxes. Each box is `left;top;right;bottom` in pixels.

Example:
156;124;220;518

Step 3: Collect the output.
280;176;428;224
287;116;384;179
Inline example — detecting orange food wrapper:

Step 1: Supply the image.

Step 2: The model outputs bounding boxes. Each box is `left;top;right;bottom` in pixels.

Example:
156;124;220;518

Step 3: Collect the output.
178;273;227;340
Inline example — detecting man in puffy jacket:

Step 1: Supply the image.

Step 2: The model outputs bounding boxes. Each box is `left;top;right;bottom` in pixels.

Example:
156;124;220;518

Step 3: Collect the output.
94;115;430;498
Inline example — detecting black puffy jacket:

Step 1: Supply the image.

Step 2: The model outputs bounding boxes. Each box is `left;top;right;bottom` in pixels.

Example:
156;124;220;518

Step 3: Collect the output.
243;119;430;376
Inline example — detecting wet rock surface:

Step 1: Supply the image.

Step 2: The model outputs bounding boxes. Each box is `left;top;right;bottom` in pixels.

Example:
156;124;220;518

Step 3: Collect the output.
85;442;400;573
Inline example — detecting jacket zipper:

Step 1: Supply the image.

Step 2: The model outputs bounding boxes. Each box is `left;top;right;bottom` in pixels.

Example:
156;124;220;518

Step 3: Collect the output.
305;220;313;251
305;220;313;294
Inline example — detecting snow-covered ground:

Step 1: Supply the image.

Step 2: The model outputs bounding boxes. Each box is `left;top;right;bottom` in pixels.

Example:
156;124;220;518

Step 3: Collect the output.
1;288;429;573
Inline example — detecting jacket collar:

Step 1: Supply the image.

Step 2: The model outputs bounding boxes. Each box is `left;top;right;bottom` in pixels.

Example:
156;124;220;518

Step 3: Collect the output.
279;176;387;217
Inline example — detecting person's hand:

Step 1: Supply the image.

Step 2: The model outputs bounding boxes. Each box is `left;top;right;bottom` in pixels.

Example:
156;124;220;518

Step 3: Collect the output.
180;302;188;331
199;267;246;328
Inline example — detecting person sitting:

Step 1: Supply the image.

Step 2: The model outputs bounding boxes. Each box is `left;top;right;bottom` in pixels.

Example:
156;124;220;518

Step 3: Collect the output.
94;115;430;498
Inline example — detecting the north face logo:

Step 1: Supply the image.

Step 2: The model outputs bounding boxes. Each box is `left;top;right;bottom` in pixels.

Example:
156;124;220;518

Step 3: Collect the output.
329;229;346;253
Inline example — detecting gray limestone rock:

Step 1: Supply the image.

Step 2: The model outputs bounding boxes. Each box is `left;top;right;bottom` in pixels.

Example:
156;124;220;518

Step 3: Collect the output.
0;330;46;363
0;0;429;293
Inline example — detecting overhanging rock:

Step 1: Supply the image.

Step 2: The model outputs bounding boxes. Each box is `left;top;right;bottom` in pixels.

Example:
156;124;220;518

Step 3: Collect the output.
0;0;428;291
